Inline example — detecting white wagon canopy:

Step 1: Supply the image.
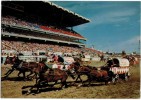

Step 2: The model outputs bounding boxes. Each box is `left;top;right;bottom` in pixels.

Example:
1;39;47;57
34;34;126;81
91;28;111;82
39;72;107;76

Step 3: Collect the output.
109;58;130;75
112;58;130;67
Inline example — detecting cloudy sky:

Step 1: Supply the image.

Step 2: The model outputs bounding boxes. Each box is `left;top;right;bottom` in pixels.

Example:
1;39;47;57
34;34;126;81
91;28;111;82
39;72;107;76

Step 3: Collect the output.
53;1;140;53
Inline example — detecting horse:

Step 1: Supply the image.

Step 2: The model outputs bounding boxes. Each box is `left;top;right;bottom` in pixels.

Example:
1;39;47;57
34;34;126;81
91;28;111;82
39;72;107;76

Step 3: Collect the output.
67;60;97;83
123;55;137;66
76;65;113;86
28;68;68;93
3;56;24;79
87;69;110;85
17;61;39;79
100;61;120;84
3;56;42;80
75;65;98;84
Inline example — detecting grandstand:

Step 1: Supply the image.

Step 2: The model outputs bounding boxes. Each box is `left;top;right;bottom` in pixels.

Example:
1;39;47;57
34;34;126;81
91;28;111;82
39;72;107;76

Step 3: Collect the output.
2;1;90;46
1;1;103;63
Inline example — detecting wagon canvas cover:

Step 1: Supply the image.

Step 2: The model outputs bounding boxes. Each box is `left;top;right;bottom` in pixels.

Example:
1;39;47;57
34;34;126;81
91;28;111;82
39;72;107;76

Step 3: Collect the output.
113;58;129;67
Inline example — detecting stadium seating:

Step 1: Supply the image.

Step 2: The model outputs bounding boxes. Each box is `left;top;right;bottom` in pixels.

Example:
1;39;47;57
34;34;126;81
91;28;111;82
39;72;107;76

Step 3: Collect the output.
2;40;81;53
2;39;102;57
2;16;102;57
2;16;84;39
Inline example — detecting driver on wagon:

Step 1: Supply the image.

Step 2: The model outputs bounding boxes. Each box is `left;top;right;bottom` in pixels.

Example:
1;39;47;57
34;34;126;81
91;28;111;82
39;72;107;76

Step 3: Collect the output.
58;55;64;63
58;55;67;70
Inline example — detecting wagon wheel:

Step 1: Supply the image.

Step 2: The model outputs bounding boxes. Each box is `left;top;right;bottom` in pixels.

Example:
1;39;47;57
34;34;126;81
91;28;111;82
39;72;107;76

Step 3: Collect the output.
111;74;119;85
124;72;130;81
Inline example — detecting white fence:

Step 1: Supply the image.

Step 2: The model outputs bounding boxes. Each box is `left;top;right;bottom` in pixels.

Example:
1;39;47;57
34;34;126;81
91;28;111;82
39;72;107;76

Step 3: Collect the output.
18;56;47;62
1;55;47;64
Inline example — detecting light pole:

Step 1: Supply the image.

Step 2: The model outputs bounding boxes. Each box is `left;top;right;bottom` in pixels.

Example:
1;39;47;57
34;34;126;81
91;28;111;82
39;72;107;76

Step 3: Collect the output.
92;45;94;49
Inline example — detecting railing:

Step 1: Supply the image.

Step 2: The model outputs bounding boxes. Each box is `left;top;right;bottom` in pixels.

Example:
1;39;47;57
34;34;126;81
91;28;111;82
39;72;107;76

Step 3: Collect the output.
1;55;48;64
2;31;85;46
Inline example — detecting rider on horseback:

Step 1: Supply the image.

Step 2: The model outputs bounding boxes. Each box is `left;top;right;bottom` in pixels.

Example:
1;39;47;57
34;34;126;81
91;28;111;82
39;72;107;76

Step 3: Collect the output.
12;56;22;70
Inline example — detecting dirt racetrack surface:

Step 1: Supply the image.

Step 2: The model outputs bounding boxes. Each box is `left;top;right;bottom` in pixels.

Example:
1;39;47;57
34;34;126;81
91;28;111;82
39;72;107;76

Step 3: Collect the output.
1;62;140;98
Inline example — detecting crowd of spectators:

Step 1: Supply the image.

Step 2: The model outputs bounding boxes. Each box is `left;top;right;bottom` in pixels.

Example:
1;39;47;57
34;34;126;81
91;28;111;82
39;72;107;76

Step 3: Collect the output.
2;40;103;57
2;40;81;54
2;16;84;39
2;16;103;57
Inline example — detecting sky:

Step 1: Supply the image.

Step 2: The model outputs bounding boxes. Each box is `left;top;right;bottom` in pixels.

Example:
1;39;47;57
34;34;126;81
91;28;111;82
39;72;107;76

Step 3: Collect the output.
52;1;140;53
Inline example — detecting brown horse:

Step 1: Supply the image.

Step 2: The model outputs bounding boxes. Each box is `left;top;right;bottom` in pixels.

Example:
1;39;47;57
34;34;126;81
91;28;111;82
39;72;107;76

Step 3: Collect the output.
17;61;40;79
29;68;68;93
67;63;97;84
3;56;44;80
3;56;24;79
88;69;110;85
123;55;137;66
75;65;98;83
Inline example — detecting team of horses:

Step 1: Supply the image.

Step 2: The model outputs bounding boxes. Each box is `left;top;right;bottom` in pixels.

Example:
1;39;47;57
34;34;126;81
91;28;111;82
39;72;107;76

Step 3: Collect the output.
2;55;135;94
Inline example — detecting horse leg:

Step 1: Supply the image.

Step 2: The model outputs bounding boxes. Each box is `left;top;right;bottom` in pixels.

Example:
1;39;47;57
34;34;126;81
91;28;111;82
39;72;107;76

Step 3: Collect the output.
4;68;15;79
76;74;85;87
105;80;108;85
17;70;23;77
75;75;79;82
68;70;76;80
64;81;68;88
88;74;92;86
35;73;40;84
26;71;34;80
36;79;41;93
61;80;68;89
104;77;109;85
75;74;81;82
18;70;26;80
4;69;12;76
70;74;75;80
27;79;40;94
23;71;27;81
28;79;41;94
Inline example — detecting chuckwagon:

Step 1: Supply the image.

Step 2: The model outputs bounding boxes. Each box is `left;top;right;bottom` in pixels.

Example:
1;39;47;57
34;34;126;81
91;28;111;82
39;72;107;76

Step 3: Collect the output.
106;58;130;83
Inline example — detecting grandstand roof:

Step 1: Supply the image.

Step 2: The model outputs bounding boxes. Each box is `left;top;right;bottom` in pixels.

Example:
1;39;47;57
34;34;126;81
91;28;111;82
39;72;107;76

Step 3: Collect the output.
2;1;90;27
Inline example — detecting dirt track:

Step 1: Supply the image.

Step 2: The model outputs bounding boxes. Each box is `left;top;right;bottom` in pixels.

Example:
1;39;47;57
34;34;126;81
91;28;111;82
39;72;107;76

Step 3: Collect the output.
1;62;140;98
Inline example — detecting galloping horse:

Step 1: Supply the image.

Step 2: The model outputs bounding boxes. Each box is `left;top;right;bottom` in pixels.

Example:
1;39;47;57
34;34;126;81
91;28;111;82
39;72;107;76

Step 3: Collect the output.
69;59;98;83
75;64;111;85
28;67;68;93
88;69;110;85
100;59;114;76
3;56;24;79
75;65;98;83
3;56;44;80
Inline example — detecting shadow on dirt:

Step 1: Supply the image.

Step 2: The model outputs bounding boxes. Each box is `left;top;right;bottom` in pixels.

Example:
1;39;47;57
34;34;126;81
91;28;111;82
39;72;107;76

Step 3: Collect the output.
21;80;108;95
1;77;32;81
22;87;62;95
22;83;64;95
